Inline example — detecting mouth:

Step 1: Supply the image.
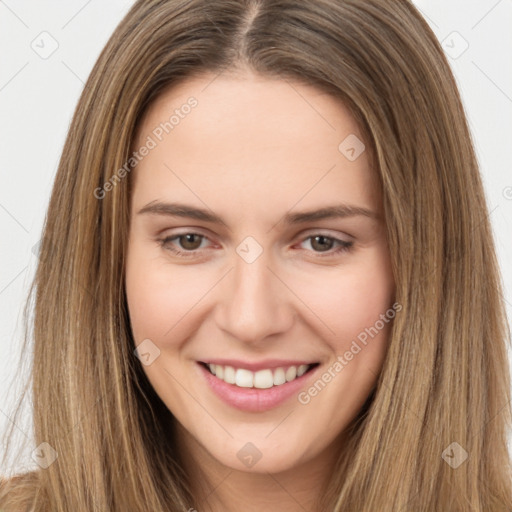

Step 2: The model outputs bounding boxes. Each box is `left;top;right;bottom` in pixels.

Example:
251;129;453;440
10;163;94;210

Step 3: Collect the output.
198;361;320;389
196;359;322;412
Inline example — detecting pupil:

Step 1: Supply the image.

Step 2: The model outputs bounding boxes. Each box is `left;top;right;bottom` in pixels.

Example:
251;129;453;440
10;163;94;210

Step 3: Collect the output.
313;235;332;252
182;234;200;249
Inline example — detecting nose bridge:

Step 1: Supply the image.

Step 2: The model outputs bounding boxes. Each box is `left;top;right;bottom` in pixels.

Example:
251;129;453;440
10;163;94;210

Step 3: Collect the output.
215;243;293;343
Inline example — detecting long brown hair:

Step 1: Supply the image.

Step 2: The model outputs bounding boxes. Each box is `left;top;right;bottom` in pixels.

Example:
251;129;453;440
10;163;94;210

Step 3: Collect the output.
2;0;511;510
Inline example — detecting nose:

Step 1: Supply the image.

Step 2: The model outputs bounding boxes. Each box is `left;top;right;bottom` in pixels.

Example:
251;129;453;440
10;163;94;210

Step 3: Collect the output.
214;247;295;345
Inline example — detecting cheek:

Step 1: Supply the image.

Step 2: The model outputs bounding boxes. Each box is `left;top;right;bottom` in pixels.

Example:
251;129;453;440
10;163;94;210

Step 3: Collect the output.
125;240;176;343
125;242;215;347
296;250;395;354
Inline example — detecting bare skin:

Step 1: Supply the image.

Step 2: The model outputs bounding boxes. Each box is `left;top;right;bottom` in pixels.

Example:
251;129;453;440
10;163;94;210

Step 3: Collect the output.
125;69;395;511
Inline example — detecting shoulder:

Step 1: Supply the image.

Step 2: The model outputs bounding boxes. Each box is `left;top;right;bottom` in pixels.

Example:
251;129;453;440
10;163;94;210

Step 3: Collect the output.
0;471;39;512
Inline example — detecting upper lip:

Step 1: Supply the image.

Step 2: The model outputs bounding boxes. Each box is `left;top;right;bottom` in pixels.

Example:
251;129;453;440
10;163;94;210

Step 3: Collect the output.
199;359;318;372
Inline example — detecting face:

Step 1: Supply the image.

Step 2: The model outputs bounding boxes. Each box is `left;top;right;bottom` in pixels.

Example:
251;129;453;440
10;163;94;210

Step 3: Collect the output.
125;70;395;476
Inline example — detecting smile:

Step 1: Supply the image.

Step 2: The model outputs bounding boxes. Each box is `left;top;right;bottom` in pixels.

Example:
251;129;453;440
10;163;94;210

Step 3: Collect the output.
197;360;321;412
202;362;318;389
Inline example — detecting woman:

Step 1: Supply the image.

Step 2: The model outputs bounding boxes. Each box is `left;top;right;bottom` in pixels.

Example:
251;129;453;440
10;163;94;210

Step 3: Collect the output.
1;0;511;510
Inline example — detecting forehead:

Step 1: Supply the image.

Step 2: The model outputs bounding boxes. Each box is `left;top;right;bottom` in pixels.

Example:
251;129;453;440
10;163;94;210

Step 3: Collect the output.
136;71;363;152
130;72;381;220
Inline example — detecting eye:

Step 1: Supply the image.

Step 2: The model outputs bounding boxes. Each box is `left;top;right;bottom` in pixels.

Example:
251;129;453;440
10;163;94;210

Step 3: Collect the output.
297;234;353;257
158;232;211;258
158;231;354;259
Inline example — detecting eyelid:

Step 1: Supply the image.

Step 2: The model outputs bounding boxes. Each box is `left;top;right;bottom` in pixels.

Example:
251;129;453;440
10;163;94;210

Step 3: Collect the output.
158;228;354;260
159;227;353;246
158;226;215;242
297;228;353;242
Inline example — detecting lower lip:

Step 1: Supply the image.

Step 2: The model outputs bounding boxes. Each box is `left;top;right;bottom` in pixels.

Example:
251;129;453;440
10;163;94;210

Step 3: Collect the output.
197;362;319;412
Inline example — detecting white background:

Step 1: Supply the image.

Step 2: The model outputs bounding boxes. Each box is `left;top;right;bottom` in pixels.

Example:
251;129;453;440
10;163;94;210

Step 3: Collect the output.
1;0;511;473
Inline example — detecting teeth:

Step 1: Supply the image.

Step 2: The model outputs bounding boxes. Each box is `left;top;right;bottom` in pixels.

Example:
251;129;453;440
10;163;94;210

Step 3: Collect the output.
205;363;313;388
253;369;273;389
297;364;308;377
285;366;297;382
224;365;236;384
273;367;286;385
235;368;253;388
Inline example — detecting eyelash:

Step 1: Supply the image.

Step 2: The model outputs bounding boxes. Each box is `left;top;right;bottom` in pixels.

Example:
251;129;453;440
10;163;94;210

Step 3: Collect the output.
157;232;354;259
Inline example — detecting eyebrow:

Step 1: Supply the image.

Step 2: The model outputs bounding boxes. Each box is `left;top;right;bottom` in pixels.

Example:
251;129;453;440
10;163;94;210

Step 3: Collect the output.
137;201;381;226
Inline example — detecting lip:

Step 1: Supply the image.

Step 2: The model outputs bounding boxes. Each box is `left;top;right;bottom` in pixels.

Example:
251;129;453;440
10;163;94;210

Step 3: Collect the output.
196;361;320;412
199;358;316;372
